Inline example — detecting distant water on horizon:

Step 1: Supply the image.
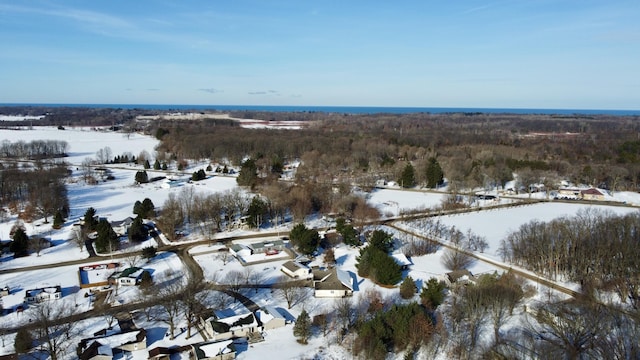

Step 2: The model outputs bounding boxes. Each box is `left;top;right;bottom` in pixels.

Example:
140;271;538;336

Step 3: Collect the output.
2;103;640;116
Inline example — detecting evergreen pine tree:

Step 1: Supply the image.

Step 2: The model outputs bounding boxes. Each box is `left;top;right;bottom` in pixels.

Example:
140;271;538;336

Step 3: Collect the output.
142;246;157;259
420;278;446;310
399;276;416;299
95;218;118;253
141;198;155;218
14;328;33;354
128;216;147;242
52;210;64;229
84;207;98;232
425;157;445;188
237;158;258;187
399;163;416;188
10;228;29;257
293;309;312;344
153;159;161;170
143;159;151;169
135;170;149;184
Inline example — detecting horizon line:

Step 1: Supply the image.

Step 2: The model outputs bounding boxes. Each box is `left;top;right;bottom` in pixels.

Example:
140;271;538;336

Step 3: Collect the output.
1;103;639;115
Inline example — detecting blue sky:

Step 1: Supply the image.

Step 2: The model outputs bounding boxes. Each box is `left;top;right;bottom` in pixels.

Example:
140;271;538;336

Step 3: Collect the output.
0;1;639;109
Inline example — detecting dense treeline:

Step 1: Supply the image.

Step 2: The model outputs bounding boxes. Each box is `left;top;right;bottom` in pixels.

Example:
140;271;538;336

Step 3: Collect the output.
4;106;640;191
500;209;640;308
0;163;69;223
0;139;68;159
148;112;640;192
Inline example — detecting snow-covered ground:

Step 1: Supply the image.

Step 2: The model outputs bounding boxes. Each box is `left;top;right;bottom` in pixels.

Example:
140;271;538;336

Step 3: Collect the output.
2;126;640;359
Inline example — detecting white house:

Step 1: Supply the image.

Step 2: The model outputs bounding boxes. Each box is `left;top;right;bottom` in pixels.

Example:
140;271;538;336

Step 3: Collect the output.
78;329;147;360
108;267;146;286
280;261;313;280
110;217;134;236
25;285;62;304
313;268;354;298
191;339;236;360
201;312;261;342
229;244;252;259
256;306;287;330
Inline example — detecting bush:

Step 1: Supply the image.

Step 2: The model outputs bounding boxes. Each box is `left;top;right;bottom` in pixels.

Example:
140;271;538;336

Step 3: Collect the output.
135;170;149;184
142;246;157;259
14;328;33;353
399;276;416;299
52;210;64;229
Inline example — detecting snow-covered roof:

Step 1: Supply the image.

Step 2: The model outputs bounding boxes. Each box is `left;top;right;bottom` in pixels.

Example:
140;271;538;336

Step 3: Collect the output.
336;269;354;290
94;329;145;348
199;340;234;357
210;312;257;333
257;306;285;324
282;260;309;273
391;253;412;267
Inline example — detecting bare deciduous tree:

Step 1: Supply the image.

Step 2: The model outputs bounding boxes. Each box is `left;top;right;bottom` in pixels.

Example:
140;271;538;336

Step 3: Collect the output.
30;301;79;360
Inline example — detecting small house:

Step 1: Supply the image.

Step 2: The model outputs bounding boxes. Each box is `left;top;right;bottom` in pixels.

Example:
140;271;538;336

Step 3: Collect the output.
580;188;605;201
391;253;412;270
108;267;146;286
280;261;312;280
110;217;134;237
313;268;354;298
249;239;285;255
256;306;287;330
25;285;62;304
201;312;260;342
229;244;252;259
191;340;236;360
78;329;147;360
442;269;476;286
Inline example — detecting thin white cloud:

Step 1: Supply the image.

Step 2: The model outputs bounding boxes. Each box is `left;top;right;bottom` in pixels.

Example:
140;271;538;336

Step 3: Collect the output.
198;88;224;94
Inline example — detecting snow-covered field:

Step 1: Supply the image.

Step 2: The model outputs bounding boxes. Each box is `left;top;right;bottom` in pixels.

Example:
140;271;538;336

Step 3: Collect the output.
2;126;640;359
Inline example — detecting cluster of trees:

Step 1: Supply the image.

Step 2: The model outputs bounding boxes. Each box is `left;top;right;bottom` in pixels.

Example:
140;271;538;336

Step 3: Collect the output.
0;163;69;223
356;230;402;286
156;188;251;241
500;209;640;308
289;224;320;255
147;111;640;196
354;302;434;360
0;139;68;159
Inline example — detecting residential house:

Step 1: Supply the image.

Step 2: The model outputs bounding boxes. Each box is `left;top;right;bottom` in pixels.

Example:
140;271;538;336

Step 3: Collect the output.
108;267;146;286
78;263;120;289
229;244;252;259
25;285;62;304
110;217;134;237
280;261;313;280
191;340;236;360
391;253;412;270
200;312;260;342
313;268;354;298
580;188;605;201
557;187;582;199
78;329;147;360
255;306;287;330
248;239;286;255
442;269;476;286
